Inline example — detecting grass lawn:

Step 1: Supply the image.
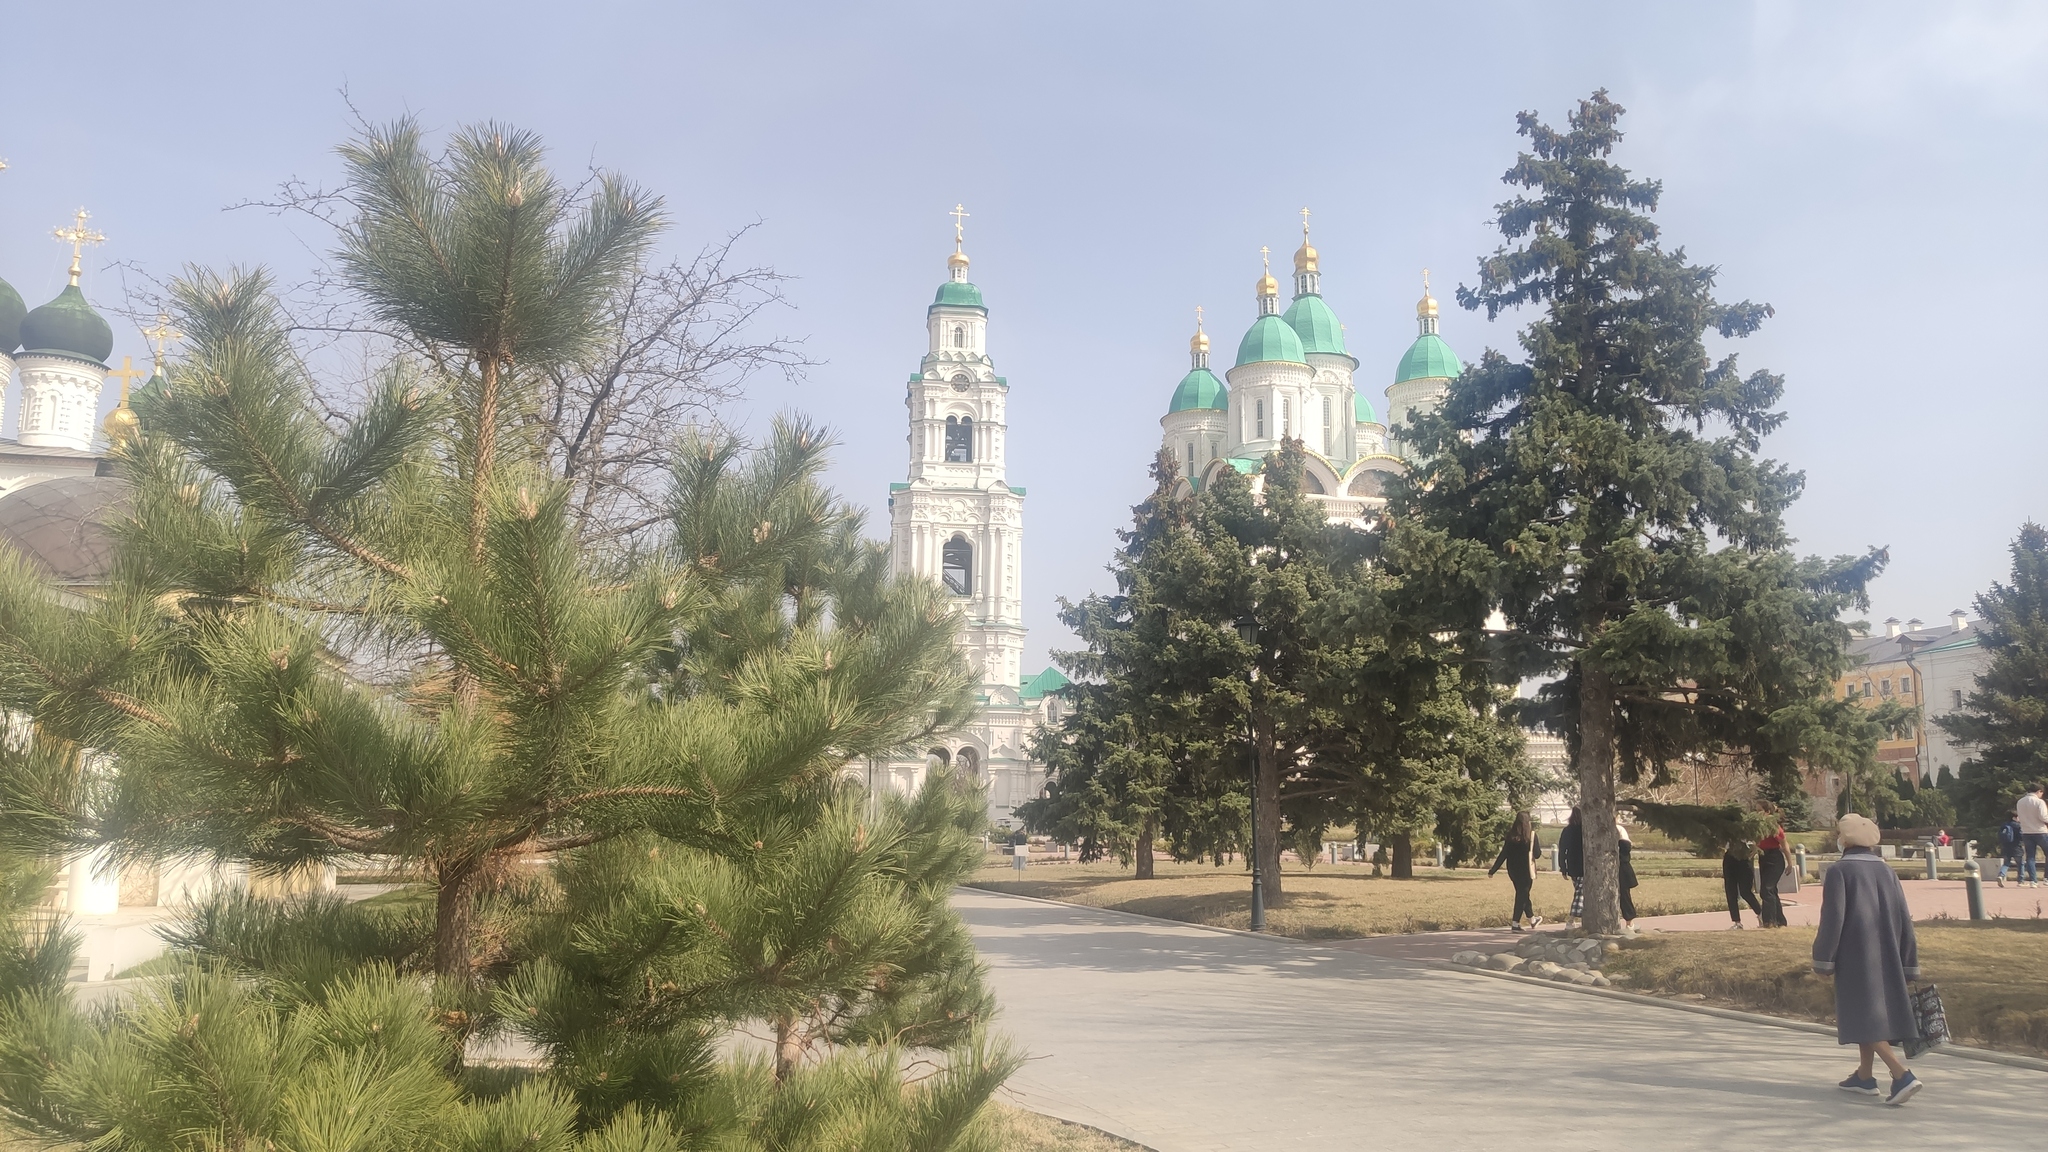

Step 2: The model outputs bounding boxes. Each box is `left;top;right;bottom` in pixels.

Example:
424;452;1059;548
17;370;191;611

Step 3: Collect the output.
1604;920;2048;1058
967;857;1729;938
990;1104;1148;1151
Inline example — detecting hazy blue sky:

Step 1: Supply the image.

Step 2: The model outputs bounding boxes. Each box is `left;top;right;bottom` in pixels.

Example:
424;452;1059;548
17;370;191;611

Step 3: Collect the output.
4;2;2043;671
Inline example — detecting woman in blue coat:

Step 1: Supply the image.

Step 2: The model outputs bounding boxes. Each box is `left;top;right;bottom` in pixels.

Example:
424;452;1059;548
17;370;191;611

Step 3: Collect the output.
1813;813;1923;1106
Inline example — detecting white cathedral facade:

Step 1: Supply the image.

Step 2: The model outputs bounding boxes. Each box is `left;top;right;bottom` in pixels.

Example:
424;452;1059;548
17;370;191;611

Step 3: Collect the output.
870;216;1464;828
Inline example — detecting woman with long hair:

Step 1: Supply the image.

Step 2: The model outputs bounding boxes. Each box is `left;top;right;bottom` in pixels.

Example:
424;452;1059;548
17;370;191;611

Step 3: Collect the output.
1489;812;1543;931
1616;821;1640;928
1557;806;1585;929
1757;809;1791;928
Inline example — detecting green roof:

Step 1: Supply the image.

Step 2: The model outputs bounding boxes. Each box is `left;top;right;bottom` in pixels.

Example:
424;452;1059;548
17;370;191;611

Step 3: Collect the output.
1168;367;1228;413
1354;393;1379;424
1393;333;1461;384
1282;294;1346;355
889;482;910;491
1020;667;1071;700
20;284;113;364
1223;455;1262;474
1235;314;1305;367
0;277;25;354
931;281;986;309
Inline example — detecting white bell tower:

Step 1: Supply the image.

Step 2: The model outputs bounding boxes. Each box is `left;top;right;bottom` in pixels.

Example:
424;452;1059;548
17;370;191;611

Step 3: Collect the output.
887;208;1027;691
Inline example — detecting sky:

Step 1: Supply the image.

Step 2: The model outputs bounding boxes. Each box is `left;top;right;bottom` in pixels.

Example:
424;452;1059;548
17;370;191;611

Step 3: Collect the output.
3;1;2044;673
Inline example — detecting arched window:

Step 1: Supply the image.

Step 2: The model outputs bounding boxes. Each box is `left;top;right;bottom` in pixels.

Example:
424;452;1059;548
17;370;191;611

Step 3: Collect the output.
955;747;981;778
953;325;966;348
1280;396;1291;436
1187;441;1196;474
945;415;974;462
942;536;972;596
1255;399;1266;438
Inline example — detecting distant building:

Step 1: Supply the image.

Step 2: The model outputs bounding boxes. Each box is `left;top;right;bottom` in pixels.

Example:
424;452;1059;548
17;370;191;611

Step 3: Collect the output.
1804;611;1990;816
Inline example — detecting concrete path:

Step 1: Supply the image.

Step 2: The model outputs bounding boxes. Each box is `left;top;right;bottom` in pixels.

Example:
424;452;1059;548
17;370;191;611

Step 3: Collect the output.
961;888;2044;1152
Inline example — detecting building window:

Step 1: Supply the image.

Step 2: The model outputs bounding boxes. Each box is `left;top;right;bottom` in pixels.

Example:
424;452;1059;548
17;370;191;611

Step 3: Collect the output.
942;536;972;597
952;325;966;348
1900;674;1912;694
1256;400;1265;438
945;415;973;462
1187;442;1196;474
1280;396;1291;436
1322;397;1333;452
1953;689;1964;709
1880;678;1891;696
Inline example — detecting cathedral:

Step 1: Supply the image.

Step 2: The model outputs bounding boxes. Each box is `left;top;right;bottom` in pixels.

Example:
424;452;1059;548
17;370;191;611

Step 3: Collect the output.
874;212;1465;827
1160;216;1462;517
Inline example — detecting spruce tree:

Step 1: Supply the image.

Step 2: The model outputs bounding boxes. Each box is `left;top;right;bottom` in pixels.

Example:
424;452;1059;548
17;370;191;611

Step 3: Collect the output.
1403;92;1887;932
1940;523;2048;832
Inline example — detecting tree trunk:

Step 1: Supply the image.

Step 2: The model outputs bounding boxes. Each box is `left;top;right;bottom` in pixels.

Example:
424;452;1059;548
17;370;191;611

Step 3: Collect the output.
471;356;501;563
1577;666;1623;934
1256;721;1284;906
432;861;478;980
773;1013;805;1082
1390;830;1414;880
1134;812;1157;880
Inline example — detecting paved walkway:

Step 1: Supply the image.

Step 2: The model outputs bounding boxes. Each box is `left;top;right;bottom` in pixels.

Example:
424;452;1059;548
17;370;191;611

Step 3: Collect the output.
961;888;2044;1152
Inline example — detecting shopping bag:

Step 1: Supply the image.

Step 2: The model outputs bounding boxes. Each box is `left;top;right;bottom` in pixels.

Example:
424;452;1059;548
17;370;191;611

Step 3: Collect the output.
1904;984;1949;1058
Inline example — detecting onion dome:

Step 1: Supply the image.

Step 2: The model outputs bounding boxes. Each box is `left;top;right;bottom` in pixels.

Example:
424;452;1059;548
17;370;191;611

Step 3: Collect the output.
102;402;141;446
932;280;985;309
21;285;114;364
1354;393;1379;424
1236;314;1305;367
1394;332;1461;384
1417;285;1439;318
1282;293;1346;355
0;277;25;354
0;474;129;586
1294;235;1318;274
1169;367;1228;412
1255;268;1279;298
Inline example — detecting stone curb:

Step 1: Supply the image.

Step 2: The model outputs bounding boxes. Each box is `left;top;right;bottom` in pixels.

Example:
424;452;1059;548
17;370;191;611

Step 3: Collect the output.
959;886;2048;1075
1434;961;2048;1074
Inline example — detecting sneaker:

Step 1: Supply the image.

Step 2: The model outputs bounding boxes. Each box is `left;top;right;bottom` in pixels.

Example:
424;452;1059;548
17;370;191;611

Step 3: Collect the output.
1729;922;1744;930
1509;924;1525;932
1837;1074;1880;1096
1530;916;1544;928
1885;1071;1922;1106
1997;876;2005;887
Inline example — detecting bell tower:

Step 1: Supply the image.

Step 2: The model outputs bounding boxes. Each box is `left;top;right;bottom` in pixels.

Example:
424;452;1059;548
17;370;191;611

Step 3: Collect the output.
887;208;1028;691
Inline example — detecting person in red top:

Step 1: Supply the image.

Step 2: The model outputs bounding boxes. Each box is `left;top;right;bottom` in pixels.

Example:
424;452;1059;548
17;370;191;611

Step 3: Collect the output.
1935;829;1951;847
1757;816;1791;928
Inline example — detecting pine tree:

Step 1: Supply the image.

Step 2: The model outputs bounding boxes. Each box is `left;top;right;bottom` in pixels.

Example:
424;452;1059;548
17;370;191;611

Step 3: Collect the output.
1940;523;2048;832
1403;92;1888;933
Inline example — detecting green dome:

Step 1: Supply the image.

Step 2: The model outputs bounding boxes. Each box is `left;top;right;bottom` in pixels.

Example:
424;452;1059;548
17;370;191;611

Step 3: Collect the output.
0;278;25;354
21;285;113;364
1168;367;1228;413
1393;333;1460;384
931;281;986;309
1235;314;1305;367
1354;393;1379;424
1282;294;1346;355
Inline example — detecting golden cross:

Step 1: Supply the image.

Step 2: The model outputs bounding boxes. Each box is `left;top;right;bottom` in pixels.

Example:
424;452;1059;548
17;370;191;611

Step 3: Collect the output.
142;313;183;370
1195;304;1205;331
52;208;106;287
105;355;145;400
1300;206;1311;237
1422;267;1432;294
949;203;969;245
1260;245;1270;272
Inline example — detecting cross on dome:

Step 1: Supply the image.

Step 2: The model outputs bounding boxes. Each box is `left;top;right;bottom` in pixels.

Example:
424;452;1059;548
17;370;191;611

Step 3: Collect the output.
53;208;106;287
143;313;183;371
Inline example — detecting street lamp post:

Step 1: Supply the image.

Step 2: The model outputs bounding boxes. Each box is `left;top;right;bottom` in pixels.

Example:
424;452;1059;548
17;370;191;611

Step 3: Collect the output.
1238;616;1265;932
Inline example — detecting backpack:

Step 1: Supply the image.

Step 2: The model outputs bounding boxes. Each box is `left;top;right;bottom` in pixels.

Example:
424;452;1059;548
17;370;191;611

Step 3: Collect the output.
1999;821;2021;850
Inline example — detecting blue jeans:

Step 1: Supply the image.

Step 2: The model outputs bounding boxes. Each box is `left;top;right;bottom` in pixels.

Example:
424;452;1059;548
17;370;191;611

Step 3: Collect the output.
2023;833;2048;882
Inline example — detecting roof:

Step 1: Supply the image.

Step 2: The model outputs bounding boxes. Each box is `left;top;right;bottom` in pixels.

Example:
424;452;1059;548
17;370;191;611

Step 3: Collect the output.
1235;314;1305;367
931;281;986;310
1223;455;1262;474
1168;367;1228;413
20;285;113;364
1354;392;1379;424
1393;332;1461;384
0;277;25;354
0;474;128;586
1843;623;1982;669
1282;294;1346;356
1019;667;1071;700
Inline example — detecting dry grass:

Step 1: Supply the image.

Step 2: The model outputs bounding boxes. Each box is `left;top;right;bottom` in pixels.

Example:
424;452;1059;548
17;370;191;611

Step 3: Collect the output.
967;857;1729;938
988;1103;1150;1151
1604;919;2048;1057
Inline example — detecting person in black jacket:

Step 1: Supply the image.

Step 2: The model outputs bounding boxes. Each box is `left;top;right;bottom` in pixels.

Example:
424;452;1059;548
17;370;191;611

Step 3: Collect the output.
1616;821;1640;928
1556;807;1585;929
1723;839;1764;928
1489;812;1543;931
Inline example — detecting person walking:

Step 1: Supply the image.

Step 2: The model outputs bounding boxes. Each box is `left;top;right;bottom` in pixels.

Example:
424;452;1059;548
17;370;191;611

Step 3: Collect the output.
1996;810;2022;887
1489;812;1543;931
1615;821;1639;929
1757;818;1791;928
1556;807;1585;929
1814;813;1924;1106
2019;782;2048;887
1722;839;1764;929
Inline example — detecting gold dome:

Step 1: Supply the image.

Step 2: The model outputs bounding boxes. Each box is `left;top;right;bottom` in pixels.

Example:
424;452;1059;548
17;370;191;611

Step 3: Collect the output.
1294;240;1318;274
1256;271;1279;297
1190;327;1210;354
1417;269;1438;318
948;247;970;271
102;403;140;446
